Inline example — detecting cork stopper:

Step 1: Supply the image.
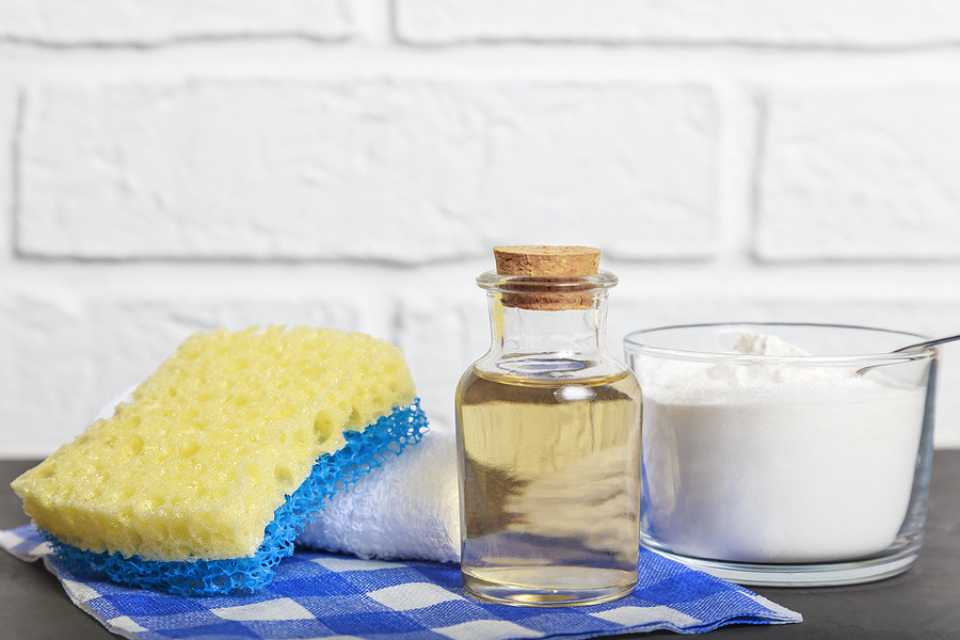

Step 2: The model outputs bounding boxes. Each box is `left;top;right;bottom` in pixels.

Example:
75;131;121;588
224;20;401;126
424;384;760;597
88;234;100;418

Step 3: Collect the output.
494;245;600;278
492;245;602;310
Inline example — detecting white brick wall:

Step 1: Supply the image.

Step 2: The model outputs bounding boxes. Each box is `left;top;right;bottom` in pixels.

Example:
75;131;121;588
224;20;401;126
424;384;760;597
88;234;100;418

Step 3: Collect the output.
2;1;960;456
0;1;351;44
18;80;717;261
394;1;960;46
756;88;960;260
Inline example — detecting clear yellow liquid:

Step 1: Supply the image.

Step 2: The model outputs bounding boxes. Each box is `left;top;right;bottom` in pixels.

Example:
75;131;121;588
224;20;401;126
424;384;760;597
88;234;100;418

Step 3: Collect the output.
455;367;643;606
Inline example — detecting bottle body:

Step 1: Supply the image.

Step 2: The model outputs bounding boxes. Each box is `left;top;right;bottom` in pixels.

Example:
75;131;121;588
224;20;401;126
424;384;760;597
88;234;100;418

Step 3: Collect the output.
456;366;642;606
455;259;642;607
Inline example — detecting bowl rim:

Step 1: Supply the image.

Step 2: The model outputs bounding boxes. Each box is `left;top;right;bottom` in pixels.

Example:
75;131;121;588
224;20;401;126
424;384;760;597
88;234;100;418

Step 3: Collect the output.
623;321;935;367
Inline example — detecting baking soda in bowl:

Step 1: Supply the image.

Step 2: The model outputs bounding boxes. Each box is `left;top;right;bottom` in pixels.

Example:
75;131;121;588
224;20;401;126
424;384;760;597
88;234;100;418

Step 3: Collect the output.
640;333;926;564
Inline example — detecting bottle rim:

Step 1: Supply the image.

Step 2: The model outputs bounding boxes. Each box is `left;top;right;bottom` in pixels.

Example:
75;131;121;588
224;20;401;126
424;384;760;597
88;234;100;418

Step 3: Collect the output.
476;270;618;293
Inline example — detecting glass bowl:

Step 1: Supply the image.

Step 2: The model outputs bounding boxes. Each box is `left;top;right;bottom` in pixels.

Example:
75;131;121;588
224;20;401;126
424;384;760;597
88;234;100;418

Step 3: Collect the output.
624;322;937;587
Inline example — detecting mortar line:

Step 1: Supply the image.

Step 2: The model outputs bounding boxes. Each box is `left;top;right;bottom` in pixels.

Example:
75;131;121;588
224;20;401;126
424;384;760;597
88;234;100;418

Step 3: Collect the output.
0;32;350;51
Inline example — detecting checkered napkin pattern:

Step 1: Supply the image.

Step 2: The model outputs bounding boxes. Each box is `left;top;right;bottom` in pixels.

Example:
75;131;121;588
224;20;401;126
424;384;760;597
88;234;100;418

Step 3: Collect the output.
2;524;799;639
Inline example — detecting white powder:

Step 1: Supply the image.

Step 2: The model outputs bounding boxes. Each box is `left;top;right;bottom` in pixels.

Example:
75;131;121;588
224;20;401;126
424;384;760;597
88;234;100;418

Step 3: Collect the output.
640;332;926;563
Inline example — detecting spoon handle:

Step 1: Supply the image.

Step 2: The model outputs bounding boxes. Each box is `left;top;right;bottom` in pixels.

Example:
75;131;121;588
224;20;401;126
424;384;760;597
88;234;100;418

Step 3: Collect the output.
894;333;960;354
856;332;960;376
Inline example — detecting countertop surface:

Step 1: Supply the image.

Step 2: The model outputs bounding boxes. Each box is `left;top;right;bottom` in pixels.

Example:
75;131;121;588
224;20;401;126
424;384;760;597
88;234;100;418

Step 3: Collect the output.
1;453;958;640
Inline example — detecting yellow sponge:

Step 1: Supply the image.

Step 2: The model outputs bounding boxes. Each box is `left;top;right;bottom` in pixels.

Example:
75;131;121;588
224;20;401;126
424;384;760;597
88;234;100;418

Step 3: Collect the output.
11;326;416;562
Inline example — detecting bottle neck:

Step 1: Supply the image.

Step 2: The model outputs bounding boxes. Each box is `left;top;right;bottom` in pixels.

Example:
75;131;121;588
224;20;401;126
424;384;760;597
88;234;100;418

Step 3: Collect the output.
487;292;608;357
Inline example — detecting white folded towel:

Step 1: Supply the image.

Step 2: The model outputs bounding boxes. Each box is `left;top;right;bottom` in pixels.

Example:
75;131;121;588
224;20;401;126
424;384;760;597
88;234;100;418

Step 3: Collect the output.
98;390;461;564
298;428;461;563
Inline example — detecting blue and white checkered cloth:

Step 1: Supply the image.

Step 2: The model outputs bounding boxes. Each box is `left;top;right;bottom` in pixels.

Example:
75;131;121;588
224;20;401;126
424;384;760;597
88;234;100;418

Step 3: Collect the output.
1;524;800;639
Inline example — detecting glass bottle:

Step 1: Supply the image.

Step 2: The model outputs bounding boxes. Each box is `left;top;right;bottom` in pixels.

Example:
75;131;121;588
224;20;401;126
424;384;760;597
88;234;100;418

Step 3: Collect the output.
455;246;642;607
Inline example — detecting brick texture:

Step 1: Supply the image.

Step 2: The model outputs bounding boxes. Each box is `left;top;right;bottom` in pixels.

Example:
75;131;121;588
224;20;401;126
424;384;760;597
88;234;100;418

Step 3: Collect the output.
395;0;960;46
756;88;960;261
17;80;719;262
0;290;90;455
0;1;351;44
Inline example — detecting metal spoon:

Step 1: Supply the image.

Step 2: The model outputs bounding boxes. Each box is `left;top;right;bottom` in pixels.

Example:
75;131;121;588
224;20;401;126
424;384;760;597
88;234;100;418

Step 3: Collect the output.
856;333;960;375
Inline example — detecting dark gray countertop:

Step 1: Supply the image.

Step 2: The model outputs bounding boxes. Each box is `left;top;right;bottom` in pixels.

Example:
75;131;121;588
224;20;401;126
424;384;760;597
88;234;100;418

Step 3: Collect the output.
1;453;958;639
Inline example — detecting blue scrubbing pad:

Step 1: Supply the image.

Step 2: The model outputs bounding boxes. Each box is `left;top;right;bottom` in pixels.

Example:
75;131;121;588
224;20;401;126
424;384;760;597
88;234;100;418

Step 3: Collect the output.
44;400;428;596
